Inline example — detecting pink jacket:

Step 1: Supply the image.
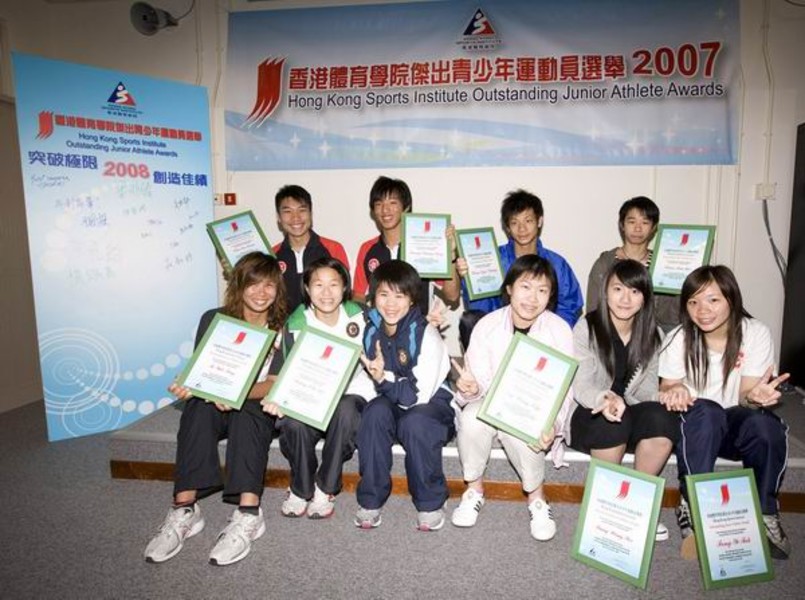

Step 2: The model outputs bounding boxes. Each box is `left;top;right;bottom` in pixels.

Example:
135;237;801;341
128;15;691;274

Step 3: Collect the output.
457;306;575;467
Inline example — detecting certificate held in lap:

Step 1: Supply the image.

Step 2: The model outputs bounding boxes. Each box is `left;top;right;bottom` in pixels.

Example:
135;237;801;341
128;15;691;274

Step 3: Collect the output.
477;333;578;445
266;327;362;431
177;314;277;410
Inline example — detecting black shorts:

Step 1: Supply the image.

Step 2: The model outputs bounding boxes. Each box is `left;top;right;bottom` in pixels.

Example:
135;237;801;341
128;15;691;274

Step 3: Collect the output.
569;401;679;455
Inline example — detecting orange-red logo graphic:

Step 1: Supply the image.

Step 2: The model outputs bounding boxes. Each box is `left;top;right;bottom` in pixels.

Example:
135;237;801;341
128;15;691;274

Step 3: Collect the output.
244;57;286;128
37;111;55;139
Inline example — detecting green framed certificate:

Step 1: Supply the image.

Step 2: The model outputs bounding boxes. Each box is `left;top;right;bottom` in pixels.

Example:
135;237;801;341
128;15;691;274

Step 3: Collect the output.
649;224;716;295
456;227;504;301
400;213;452;279
266;327;361;431
687;469;774;590
206;210;274;271
571;459;664;589
476;333;577;445
177;314;277;410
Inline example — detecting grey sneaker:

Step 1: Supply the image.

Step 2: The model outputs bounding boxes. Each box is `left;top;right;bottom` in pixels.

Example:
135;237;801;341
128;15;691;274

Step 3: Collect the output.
144;504;205;564
208;508;266;566
763;513;791;560
416;508;445;532
355;506;382;529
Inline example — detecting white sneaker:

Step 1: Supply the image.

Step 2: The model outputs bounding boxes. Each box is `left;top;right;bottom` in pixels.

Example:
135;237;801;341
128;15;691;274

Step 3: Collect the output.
451;488;485;528
528;498;556;541
144;504;205;563
281;489;308;517
208;508;266;566
307;485;335;519
655;522;669;542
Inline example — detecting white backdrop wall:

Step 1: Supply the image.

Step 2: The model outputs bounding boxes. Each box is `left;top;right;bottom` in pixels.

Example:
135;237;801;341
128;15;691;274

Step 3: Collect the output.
2;0;804;359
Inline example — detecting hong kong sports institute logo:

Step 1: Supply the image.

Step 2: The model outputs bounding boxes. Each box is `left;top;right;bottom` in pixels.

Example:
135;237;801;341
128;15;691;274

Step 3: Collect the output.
243;57;286;128
107;81;136;106
457;7;501;52
104;81;142;118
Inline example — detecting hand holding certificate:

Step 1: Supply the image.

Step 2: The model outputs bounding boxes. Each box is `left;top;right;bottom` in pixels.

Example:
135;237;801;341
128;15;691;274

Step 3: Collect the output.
477;333;578;445
455;227;504;300
400;213;452;279
176;314;277;410
687;469;774;590
571;460;664;589
649;224;715;294
206;210;274;271
265;327;361;431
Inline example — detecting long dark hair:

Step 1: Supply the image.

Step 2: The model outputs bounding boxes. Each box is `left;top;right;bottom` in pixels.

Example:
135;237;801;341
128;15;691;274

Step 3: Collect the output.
223;252;288;330
679;265;750;391
587;259;660;377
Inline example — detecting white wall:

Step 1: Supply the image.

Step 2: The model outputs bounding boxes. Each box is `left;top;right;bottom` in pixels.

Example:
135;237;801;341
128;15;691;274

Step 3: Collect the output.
0;98;42;413
2;0;804;361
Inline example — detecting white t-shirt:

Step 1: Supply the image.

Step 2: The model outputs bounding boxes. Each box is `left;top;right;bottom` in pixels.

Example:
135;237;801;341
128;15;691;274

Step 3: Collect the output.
658;318;774;408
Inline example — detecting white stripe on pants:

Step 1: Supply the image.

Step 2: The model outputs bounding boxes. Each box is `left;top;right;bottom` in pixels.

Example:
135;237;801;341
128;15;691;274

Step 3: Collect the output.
456;401;545;493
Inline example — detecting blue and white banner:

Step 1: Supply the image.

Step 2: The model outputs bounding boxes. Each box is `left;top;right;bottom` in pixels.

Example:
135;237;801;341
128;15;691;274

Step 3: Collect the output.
225;0;739;170
13;53;217;441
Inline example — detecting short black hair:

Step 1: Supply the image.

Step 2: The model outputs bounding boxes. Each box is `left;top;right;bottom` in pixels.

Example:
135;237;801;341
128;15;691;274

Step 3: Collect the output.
367;259;421;306
618;196;660;230
501;254;557;312
275;184;312;212
369;176;412;211
501;189;543;236
301;256;352;307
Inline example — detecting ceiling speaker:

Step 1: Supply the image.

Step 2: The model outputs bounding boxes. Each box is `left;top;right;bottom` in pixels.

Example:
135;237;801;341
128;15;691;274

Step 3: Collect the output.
130;2;178;36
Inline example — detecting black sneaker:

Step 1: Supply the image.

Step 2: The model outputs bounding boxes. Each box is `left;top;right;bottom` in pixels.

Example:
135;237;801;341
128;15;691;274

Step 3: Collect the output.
676;498;698;560
676;498;693;539
763;513;791;560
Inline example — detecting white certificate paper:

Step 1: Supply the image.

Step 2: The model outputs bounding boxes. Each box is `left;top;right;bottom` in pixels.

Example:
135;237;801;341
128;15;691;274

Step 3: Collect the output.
688;470;774;589
572;460;662;588
266;327;361;431
179;314;276;409
401;213;452;278
650;225;715;294
456;228;504;300
207;211;273;270
477;333;577;445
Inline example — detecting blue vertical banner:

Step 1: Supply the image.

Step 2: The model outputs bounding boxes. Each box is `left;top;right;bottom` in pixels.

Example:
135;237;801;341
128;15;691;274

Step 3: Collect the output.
13;54;217;441
225;0;740;169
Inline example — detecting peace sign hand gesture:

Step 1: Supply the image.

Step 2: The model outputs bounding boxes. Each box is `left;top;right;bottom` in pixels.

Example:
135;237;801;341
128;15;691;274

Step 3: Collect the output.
451;358;480;398
745;366;790;408
360;341;386;383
